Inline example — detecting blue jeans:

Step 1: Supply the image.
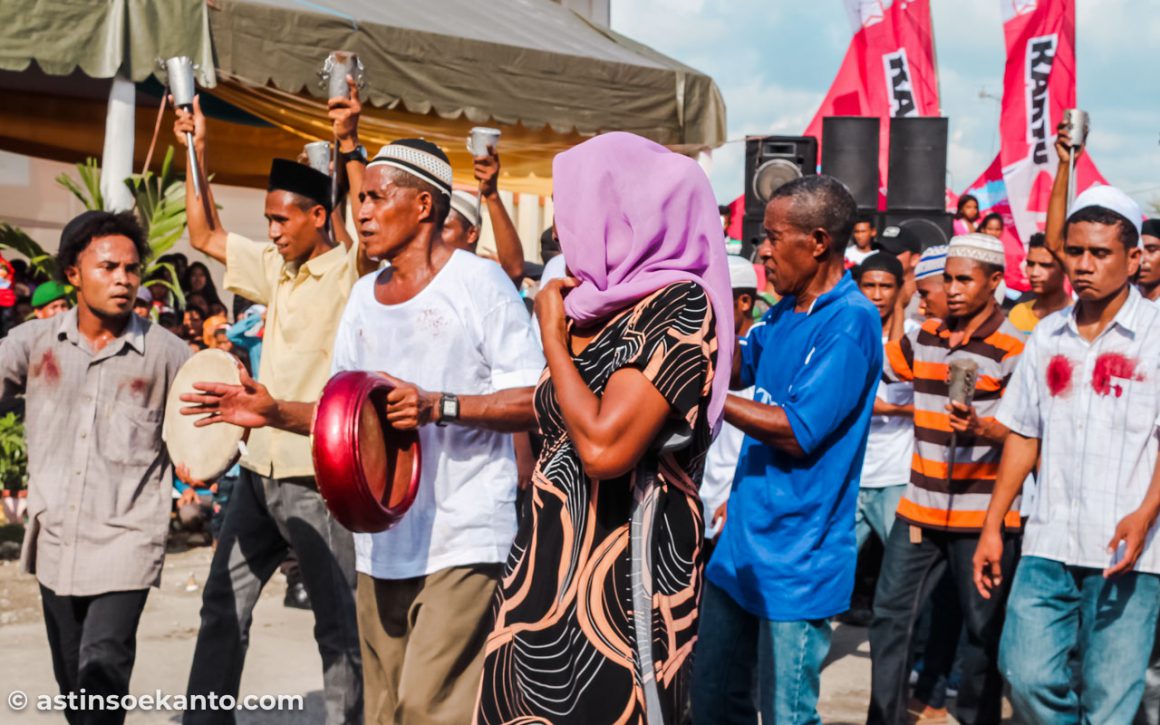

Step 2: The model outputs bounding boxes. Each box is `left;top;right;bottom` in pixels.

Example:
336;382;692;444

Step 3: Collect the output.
693;580;832;725
1000;556;1160;725
855;484;906;551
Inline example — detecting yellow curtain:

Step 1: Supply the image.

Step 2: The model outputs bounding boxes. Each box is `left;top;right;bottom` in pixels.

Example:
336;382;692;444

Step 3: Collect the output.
207;75;582;196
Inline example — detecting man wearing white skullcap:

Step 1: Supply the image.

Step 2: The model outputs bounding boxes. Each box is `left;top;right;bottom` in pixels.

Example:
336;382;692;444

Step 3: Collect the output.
914;245;950;320
186;134;546;724
869;233;1026;724
442;149;527;283
976;181;1160;724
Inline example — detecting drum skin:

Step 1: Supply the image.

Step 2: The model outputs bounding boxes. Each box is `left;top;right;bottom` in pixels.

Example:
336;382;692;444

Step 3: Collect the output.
311;371;422;533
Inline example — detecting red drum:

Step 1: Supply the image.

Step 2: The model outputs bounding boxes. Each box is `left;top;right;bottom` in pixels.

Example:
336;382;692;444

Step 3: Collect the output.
311;371;422;533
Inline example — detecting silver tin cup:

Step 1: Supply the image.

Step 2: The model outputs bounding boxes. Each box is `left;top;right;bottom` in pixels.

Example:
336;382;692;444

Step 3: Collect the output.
467;127;501;157
304;141;332;175
165;56;197;108
324;51;359;100
1062;108;1089;148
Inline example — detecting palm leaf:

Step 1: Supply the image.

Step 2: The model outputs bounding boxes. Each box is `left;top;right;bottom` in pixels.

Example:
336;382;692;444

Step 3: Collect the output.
55;158;104;211
0;222;58;280
145;261;186;309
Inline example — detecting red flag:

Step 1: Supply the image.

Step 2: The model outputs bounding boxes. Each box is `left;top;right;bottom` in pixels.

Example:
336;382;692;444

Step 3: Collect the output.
961;153;1029;291
805;0;941;208
997;0;1106;241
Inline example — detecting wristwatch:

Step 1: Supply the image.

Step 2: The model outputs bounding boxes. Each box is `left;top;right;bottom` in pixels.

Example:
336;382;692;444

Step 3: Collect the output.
437;393;459;427
338;144;368;165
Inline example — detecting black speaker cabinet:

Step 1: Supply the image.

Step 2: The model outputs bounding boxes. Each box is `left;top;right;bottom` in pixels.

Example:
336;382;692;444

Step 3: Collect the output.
741;135;818;258
886;117;948;211
822;117;879;212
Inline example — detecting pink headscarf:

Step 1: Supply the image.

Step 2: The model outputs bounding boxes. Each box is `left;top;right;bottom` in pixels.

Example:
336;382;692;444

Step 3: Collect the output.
553;132;734;432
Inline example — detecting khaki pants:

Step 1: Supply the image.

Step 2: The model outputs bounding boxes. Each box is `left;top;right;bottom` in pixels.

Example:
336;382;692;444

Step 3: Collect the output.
356;565;501;725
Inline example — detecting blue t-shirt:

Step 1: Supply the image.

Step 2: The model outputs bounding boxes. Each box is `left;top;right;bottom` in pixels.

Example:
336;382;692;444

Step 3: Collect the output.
706;272;883;621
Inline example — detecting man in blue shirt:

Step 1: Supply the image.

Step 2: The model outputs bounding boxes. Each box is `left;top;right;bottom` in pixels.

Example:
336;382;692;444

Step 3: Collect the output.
692;175;882;725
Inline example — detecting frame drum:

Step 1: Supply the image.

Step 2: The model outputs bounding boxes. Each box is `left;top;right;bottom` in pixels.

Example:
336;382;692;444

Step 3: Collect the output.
163;349;247;482
311;372;422;533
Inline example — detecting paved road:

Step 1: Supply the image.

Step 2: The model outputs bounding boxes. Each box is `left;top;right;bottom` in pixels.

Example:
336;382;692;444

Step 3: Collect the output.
0;547;885;723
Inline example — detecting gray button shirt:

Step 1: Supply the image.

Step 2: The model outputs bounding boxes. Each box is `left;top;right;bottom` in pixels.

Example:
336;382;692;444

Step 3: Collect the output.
0;308;190;596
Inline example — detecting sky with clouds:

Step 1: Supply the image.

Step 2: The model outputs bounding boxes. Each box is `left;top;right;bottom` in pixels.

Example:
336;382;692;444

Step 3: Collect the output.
610;0;1160;210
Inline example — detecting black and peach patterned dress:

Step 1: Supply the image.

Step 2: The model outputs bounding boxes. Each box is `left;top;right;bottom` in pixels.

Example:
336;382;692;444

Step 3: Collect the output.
476;282;717;724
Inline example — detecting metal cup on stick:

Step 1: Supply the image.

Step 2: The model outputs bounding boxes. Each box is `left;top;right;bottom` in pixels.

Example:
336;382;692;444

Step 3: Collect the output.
467;127;501;219
318;52;366;211
1062;108;1089;212
163;56;205;199
304;141;333;176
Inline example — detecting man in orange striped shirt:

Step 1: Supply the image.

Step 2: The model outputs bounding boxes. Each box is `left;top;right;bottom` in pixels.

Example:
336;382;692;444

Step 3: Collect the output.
868;233;1026;725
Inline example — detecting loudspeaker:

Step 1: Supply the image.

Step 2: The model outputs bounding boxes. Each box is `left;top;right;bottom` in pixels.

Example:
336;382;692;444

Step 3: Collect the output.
821;117;879;212
741;135;818;258
879;211;954;250
886;117;948;211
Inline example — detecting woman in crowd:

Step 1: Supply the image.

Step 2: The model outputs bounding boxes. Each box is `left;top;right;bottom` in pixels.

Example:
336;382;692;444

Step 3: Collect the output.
475;133;733;724
953;193;980;235
182;261;223;311
978;212;1004;238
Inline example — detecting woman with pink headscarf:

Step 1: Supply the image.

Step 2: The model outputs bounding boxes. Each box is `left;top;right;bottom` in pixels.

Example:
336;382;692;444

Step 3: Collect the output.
475;133;734;724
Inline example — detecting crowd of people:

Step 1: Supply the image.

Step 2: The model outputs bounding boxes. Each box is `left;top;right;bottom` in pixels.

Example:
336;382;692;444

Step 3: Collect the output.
0;75;1158;725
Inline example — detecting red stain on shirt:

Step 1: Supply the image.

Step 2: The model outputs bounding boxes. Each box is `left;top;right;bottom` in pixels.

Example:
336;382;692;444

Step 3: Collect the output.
129;378;148;397
30;350;61;384
1091;352;1142;398
1046;355;1073;397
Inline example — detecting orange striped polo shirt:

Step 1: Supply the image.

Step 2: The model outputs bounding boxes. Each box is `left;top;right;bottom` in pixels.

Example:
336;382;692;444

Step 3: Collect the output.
884;307;1025;531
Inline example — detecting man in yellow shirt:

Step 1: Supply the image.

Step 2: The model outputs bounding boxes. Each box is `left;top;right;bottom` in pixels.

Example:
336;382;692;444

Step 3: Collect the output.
1008;233;1070;336
173;87;373;725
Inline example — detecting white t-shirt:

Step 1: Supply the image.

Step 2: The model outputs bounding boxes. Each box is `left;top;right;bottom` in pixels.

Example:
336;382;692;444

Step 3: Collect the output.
860;324;918;489
845;246;874;267
698;386;752;538
330;250;546;579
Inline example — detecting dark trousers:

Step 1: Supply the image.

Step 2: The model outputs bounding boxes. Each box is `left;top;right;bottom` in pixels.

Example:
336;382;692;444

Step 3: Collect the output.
184;469;361;725
40;585;149;725
867;522;1019;725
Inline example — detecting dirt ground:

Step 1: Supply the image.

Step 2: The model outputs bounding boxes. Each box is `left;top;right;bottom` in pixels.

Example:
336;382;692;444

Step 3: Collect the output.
0;543;910;724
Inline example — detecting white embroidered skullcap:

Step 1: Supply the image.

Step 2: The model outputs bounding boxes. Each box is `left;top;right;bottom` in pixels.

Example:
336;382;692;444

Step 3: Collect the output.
449;190;482;228
947;233;1006;268
367;139;452;196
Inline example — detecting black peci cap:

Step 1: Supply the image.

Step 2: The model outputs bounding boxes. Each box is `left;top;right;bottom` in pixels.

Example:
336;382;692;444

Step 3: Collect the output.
268;158;332;211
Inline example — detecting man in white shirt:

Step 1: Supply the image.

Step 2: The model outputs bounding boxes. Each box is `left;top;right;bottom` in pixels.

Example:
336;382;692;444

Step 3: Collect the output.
699;255;758;550
853;252;916;554
845;214;877;268
183;139;544;724
973;186;1160;723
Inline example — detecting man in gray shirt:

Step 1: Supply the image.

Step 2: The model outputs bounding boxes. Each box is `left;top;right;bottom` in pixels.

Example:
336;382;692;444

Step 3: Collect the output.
0;211;189;725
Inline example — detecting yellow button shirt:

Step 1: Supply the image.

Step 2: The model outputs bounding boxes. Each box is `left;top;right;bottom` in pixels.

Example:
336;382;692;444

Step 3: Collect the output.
224;233;361;479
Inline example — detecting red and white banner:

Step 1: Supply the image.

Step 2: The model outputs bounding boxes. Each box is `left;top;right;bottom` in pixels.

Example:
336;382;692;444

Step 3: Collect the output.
997;0;1105;241
961;153;1029;290
805;0;941;208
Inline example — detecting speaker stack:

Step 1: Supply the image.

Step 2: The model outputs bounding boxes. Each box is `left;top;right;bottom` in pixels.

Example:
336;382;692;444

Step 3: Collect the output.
821;117;880;214
740;135;818;259
883;117;953;249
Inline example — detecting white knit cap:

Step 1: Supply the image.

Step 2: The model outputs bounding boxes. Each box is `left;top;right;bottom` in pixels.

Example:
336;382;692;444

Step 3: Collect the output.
1068;185;1143;239
727;255;758;290
947;233;1006;268
449;190;482;228
914;245;948;280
